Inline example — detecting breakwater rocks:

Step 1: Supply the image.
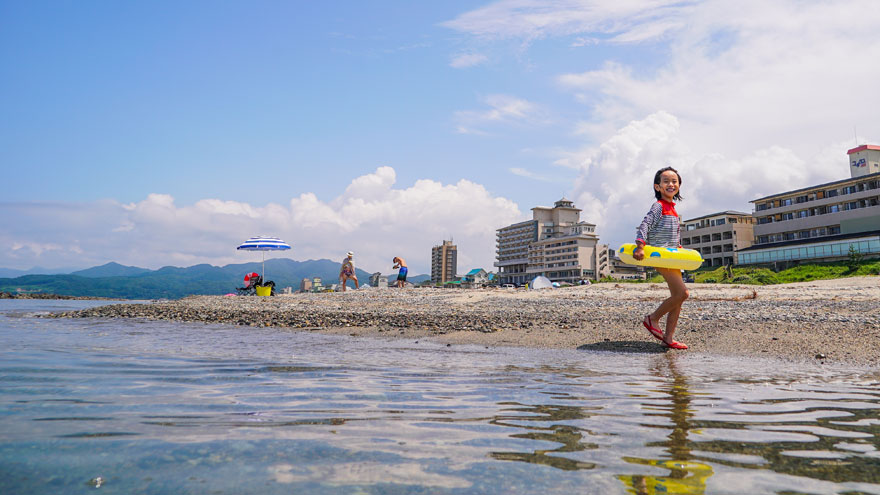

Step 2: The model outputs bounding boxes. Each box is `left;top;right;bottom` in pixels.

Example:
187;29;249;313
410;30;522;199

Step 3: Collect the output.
51;277;880;365
1;292;106;300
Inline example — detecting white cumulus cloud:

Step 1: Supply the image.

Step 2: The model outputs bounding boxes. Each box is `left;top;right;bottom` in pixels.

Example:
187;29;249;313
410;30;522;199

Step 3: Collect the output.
0;168;523;275
570;112;852;250
445;0;880;250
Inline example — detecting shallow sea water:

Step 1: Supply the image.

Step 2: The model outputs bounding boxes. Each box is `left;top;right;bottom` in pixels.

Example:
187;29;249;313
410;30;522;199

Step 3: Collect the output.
1;299;879;495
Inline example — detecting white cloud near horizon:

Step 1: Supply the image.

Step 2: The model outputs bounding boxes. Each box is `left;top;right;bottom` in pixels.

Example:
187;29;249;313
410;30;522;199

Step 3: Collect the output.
0;167;524;274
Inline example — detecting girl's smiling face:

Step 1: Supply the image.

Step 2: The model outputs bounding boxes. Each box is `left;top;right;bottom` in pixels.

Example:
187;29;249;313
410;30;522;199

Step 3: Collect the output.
654;170;680;202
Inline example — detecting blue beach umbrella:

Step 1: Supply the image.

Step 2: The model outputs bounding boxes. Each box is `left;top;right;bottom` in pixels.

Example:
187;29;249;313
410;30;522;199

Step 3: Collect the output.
236;236;291;281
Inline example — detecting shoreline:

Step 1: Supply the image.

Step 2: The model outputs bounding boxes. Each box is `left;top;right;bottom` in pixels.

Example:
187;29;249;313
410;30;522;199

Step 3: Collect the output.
51;277;880;366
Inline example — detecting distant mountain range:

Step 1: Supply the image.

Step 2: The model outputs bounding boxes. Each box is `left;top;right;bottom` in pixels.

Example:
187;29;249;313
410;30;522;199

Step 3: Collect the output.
0;259;430;300
0;266;84;278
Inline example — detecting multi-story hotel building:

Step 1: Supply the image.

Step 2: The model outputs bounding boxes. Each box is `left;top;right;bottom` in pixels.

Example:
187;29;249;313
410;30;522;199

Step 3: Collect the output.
431;240;458;285
495;198;603;285
681;211;755;267
737;145;880;265
605;242;646;279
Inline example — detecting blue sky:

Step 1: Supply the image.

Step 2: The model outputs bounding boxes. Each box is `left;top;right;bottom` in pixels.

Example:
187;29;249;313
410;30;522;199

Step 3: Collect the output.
2;0;879;275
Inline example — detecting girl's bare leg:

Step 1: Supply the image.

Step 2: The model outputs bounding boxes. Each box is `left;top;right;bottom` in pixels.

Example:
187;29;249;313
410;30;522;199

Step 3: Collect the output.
664;302;683;343
649;268;689;342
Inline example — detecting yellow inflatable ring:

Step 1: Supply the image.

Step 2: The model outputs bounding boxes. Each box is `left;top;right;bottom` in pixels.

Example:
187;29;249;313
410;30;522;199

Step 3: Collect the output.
618;243;703;270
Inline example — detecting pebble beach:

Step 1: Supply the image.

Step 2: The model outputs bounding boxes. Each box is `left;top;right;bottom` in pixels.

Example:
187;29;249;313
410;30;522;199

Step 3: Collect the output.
54;276;880;366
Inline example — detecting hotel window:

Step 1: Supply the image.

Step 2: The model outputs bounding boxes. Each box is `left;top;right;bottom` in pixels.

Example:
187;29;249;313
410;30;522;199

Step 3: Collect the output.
842;186;857;195
782;198;793;206
829;205;840;213
728;217;737;223
829;226;841;235
797;210;808;218
826;189;838;197
795;195;809;204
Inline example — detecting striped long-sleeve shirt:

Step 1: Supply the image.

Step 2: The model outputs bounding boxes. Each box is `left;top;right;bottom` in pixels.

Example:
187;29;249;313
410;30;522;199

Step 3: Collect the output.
635;199;681;248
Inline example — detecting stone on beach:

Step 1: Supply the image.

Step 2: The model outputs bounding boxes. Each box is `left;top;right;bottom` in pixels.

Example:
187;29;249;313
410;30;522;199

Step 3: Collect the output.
51;277;880;366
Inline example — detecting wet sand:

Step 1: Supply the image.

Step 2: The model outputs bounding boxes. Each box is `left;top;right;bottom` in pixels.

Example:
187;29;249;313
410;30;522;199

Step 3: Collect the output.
55;277;880;366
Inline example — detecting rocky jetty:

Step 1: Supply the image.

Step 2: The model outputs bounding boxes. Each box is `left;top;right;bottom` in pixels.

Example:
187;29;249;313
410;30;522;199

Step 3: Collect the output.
1;292;106;300
50;277;880;365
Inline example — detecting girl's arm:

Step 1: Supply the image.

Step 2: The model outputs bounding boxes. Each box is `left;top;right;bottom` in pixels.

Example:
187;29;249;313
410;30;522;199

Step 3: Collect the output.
633;202;662;261
635;202;662;246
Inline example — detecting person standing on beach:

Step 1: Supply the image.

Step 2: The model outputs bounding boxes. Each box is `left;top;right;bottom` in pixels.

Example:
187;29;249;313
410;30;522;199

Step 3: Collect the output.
633;167;689;350
339;251;359;292
392;257;408;288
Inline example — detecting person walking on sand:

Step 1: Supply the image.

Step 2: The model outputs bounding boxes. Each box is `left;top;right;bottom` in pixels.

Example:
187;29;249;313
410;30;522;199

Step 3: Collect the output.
339;251;359;292
633;167;689;350
392;257;408;288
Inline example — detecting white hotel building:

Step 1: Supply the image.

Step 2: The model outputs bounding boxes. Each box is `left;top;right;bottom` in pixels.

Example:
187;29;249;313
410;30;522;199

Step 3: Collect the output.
737;145;880;265
495;198;605;286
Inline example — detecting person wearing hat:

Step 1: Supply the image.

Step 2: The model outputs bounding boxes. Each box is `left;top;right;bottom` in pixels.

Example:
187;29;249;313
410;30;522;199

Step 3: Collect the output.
339;251;359;292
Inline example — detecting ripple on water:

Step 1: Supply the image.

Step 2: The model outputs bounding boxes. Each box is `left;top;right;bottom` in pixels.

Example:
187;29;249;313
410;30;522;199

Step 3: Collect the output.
1;299;879;494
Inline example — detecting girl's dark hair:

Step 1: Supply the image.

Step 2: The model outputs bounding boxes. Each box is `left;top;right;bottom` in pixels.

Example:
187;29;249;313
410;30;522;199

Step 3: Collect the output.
653;166;683;201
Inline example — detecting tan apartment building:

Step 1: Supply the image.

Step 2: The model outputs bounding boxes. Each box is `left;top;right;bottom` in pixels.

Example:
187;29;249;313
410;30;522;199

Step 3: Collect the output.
602;243;647;280
431;240;457;285
738;145;880;265
496;198;603;285
681;211;755;267
606;257;647;280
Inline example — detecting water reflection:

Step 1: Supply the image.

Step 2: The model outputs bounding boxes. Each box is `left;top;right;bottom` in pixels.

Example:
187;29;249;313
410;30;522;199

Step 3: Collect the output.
3;300;880;494
618;355;713;494
489;403;598;470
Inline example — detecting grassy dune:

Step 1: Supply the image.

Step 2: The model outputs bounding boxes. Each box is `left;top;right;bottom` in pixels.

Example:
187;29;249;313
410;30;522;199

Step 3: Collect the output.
641;259;880;285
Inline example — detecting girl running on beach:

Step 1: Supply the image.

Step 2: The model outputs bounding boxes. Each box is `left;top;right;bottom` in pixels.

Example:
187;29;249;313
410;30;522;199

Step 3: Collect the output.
633;167;689;350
